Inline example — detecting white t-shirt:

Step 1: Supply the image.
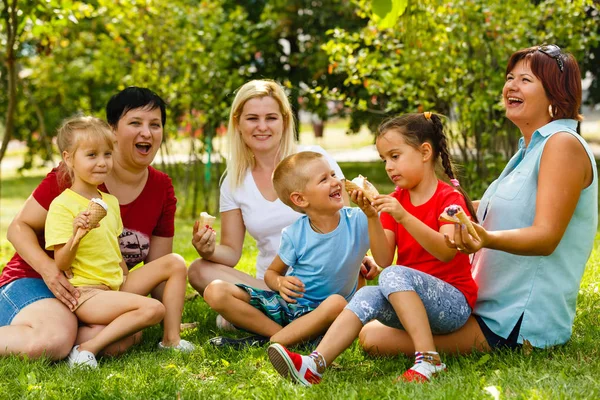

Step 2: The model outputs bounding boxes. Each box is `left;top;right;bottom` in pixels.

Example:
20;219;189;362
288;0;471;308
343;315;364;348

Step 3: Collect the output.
219;145;345;279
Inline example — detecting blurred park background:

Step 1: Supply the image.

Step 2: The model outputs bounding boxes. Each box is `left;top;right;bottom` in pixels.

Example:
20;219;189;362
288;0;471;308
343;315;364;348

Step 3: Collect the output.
1;0;599;216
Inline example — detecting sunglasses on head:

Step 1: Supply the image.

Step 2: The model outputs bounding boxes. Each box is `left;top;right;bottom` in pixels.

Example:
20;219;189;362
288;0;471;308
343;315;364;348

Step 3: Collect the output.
538;44;564;73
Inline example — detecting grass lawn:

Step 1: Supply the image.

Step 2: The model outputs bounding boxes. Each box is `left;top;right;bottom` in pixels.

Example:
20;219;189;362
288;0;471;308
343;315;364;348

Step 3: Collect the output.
0;165;599;399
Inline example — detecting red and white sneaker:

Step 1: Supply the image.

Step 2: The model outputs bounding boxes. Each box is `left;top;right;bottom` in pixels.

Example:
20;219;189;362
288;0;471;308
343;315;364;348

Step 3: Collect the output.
267;343;322;386
401;360;447;382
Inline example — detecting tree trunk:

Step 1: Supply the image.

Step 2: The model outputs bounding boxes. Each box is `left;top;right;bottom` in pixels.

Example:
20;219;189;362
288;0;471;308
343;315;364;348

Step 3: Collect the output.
0;0;18;164
24;83;54;165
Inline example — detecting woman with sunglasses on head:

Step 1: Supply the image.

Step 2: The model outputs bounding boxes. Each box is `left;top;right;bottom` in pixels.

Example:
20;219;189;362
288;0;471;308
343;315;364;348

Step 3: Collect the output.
359;45;597;355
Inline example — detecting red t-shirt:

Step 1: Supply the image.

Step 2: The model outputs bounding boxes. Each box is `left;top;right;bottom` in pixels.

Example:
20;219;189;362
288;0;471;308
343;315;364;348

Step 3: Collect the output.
380;181;478;308
0;166;176;288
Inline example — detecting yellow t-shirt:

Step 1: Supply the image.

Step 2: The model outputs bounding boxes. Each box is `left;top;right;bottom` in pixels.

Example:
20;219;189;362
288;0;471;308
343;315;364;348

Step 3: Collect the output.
45;189;123;290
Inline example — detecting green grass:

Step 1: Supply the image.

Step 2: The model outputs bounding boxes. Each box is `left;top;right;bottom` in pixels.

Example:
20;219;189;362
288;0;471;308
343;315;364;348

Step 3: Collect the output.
1;168;599;399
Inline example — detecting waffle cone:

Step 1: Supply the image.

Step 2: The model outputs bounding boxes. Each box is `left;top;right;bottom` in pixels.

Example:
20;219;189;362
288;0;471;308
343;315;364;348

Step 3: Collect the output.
439;205;480;241
345;175;379;203
70;199;108;250
199;212;216;228
455;209;480;241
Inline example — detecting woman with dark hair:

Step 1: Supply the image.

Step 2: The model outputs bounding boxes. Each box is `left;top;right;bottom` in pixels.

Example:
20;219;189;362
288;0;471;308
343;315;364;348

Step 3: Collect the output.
0;87;193;360
359;45;597;354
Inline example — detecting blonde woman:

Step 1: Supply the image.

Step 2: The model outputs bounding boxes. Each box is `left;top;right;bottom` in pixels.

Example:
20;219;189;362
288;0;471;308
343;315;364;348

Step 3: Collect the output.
188;80;376;338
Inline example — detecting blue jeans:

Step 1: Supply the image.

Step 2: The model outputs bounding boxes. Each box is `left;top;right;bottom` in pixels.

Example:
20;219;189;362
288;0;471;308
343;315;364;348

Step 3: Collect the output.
346;266;471;334
0;278;55;326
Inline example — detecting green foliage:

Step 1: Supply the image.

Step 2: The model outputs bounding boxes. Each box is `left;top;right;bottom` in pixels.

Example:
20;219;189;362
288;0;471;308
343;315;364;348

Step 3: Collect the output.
582;3;600;105
2;0;600;205
0;1;370;215
371;0;408;29
233;0;367;123
322;0;600;186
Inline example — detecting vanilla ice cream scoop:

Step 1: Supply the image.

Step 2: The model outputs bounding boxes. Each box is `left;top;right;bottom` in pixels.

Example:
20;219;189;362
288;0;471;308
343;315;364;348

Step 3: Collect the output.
344;175;380;203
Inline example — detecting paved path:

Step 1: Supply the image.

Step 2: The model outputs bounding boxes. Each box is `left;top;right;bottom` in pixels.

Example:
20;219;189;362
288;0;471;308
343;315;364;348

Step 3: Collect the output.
2;135;600;174
326;142;600;163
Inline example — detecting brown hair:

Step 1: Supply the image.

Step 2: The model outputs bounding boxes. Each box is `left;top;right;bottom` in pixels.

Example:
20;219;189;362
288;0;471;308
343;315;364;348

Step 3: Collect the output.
377;113;478;222
56;115;115;185
506;46;582;121
272;151;325;213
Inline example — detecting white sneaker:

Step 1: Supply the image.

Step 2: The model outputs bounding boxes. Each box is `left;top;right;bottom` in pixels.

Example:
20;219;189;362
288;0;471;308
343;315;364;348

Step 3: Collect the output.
67;345;98;369
216;314;238;332
158;339;195;352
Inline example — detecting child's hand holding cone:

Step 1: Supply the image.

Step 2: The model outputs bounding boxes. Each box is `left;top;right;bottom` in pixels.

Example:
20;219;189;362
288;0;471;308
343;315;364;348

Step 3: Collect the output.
345;175;380;203
70;198;108;250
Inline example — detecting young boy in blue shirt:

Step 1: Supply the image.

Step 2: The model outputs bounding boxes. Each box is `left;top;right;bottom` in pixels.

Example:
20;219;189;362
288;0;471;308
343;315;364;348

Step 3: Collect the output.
204;151;385;347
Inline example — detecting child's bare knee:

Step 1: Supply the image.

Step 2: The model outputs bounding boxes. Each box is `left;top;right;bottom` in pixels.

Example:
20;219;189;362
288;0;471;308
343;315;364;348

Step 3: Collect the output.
324;294;348;313
142;299;166;325
165;253;187;273
358;328;377;355
172;261;188;278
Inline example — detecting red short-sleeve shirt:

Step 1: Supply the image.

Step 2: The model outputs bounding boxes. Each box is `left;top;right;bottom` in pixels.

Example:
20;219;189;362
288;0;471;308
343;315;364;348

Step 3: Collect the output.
380;181;478;308
0;165;176;288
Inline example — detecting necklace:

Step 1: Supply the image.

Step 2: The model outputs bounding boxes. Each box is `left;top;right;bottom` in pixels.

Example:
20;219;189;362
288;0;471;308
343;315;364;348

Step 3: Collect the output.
309;220;325;234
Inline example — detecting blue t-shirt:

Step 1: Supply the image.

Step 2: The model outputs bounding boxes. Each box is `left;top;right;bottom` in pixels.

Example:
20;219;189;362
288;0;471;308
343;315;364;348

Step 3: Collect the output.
278;207;370;305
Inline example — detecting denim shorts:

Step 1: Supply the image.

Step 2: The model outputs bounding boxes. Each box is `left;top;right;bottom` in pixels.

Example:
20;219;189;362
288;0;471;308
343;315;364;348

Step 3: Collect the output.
474;313;523;350
0;278;55;326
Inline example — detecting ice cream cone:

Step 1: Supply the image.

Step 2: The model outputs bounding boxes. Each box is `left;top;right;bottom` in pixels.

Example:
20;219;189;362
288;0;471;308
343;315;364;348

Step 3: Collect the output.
70;198;108;250
439;204;480;241
345;175;380;203
199;211;216;228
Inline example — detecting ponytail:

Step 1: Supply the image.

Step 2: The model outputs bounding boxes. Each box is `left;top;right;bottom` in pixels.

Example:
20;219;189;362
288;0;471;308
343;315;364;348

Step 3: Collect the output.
429;114;478;223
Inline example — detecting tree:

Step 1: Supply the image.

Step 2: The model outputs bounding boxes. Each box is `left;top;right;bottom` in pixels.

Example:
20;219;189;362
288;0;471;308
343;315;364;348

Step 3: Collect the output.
230;0;368;137
1;0;21;163
0;0;98;166
582;2;600;106
322;0;599;195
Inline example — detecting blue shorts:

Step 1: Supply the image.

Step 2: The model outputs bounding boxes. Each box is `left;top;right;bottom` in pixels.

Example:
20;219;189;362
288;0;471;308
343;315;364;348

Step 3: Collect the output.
236;284;318;326
474;313;523;350
0;278;55;327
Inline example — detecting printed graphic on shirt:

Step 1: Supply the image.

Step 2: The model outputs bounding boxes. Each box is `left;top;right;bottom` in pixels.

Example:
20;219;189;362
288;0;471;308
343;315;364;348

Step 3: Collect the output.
119;229;149;268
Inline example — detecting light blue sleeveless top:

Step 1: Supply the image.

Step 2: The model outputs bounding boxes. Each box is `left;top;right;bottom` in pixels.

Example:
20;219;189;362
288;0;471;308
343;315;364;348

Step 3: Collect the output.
472;119;597;348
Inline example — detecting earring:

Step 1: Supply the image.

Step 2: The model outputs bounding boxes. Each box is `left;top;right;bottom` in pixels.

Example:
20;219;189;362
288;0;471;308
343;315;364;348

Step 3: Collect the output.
548;105;555;118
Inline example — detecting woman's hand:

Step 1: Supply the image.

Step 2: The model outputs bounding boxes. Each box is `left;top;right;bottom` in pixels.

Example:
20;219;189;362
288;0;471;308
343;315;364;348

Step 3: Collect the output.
192;220;217;258
444;222;488;254
360;255;381;280
276;275;305;303
372;195;407;223
349;190;378;218
39;259;79;310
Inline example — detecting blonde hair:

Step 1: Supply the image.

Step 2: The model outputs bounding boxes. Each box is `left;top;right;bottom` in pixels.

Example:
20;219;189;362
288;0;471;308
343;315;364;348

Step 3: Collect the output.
224;79;297;189
273;151;324;213
57;115;115;182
